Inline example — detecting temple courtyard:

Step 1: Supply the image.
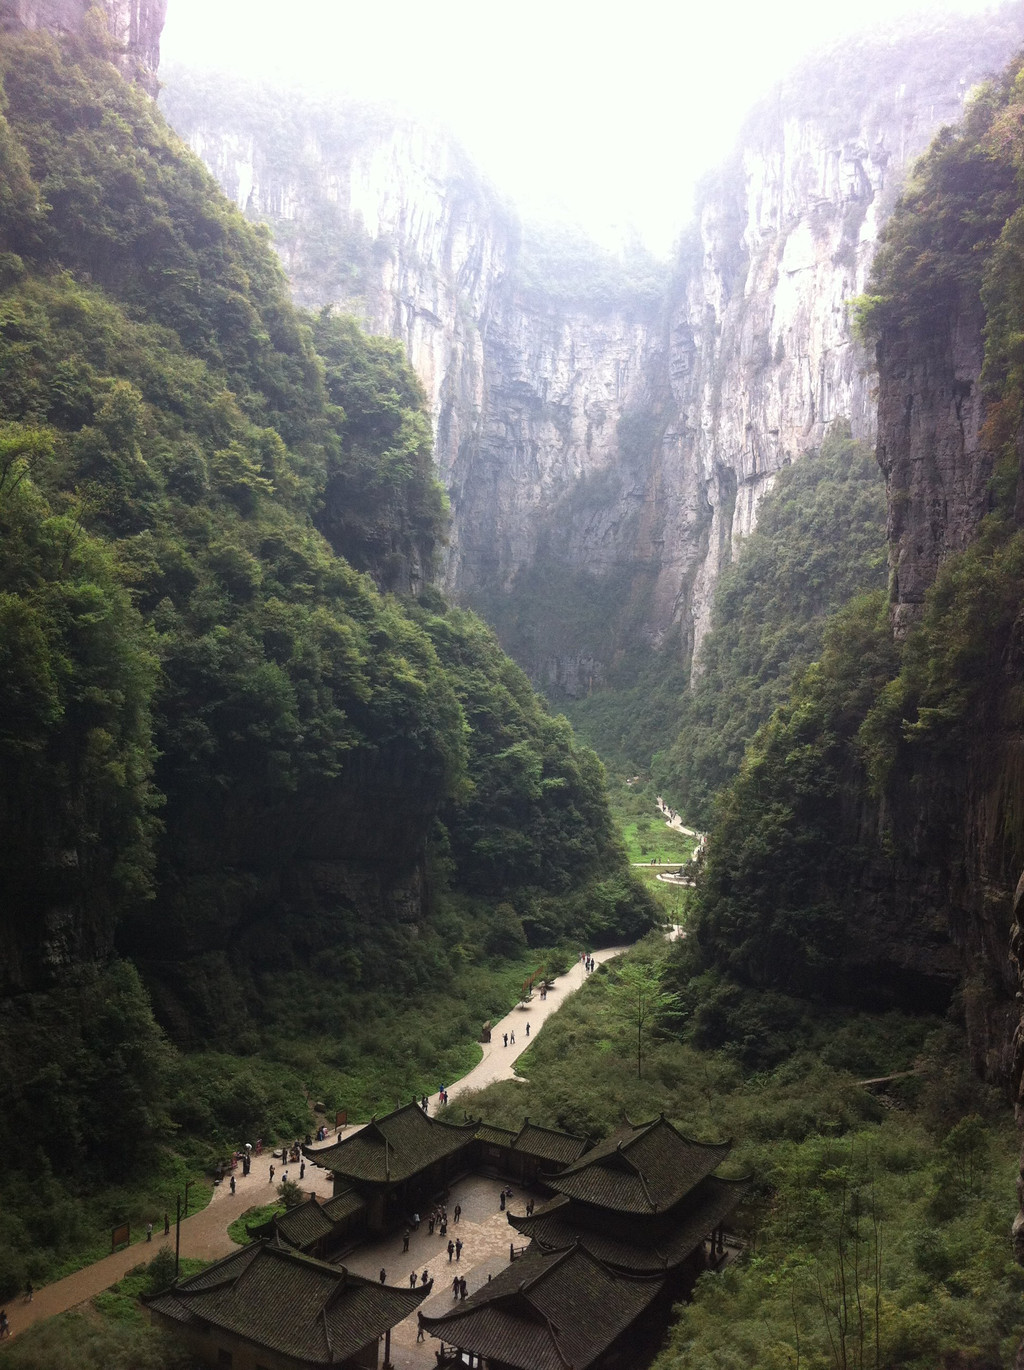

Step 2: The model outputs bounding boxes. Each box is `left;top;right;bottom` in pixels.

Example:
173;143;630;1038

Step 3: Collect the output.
340;1173;540;1369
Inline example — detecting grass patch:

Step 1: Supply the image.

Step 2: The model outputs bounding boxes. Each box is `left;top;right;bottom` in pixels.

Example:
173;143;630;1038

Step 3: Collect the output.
227;1202;284;1246
91;1254;208;1325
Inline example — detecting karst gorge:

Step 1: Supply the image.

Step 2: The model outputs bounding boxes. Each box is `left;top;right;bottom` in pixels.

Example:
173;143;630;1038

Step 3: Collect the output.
2;0;1024;1366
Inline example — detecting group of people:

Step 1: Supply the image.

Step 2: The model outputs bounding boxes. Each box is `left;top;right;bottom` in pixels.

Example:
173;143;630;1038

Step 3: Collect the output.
404;1199;462;1250
450;1273;469;1300
387;1267;433;1289
581;953;596;973
418;1085;449;1113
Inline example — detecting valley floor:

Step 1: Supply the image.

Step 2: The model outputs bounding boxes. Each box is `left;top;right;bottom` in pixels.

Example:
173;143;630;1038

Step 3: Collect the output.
3;943;634;1342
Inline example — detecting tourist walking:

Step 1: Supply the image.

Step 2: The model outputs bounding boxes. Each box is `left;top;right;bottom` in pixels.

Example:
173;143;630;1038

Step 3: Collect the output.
453;1203;461;1224
448;1239;455;1261
379;1268;386;1284
455;1238;463;1261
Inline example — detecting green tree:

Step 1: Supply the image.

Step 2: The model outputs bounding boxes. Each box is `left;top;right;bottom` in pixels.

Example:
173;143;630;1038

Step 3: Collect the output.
609;959;681;1079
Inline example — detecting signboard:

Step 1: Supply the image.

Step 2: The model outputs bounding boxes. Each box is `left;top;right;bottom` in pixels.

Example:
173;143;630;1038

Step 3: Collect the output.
111;1222;130;1252
335;1109;347;1130
521;964;546;995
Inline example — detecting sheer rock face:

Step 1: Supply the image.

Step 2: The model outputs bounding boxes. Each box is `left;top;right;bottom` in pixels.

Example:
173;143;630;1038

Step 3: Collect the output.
162;18;1024;689
875;288;996;638
0;0;166;90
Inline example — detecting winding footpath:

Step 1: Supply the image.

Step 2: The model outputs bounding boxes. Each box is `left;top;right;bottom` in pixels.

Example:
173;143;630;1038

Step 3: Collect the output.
5;944;632;1340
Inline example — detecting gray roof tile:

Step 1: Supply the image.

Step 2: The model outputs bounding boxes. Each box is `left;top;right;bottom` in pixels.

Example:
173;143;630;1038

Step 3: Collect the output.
553;1116;731;1213
420;1245;662;1370
310;1104;477;1185
148;1240;425;1365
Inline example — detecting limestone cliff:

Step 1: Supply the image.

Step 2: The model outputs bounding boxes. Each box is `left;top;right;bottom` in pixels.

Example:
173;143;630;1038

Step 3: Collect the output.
0;0;166;89
160;11;1024;691
863;54;1024;1266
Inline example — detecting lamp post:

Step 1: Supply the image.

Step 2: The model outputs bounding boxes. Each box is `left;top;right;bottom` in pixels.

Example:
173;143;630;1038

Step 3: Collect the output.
175;1179;197;1278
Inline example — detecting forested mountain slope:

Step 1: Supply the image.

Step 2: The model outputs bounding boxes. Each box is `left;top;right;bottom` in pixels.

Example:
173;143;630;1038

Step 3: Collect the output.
682;50;1024;1260
0;23;652;1288
161;9;1024;695
643;426;887;814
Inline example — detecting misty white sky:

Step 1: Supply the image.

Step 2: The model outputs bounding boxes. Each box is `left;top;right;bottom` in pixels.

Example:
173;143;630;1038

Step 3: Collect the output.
160;0;1009;255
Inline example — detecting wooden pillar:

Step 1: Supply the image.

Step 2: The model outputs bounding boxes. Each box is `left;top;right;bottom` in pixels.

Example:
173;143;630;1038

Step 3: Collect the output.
383;1326;391;1368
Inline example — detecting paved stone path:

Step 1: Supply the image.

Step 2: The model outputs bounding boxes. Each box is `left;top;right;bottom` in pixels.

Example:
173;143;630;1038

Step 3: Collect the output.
433;943;628;1112
4;944;632;1341
342;1172;543;1370
656;795;702;839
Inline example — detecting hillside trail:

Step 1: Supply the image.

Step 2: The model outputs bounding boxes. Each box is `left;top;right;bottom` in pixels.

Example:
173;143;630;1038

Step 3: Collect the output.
656;795;701;839
4;942;640;1339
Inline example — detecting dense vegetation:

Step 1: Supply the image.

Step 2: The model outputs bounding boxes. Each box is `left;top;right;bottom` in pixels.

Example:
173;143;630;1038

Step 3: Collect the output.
3;18;1024;1370
157;64;513;313
685;56;1024;1007
514;220;669;313
448;938;1021;1370
0;23;652;1297
602;61;1024;1364
656;426;887;826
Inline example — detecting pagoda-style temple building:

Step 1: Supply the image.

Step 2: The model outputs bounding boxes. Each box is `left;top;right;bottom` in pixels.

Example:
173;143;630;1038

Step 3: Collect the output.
246;1190;368;1260
474;1118;588;1186
307;1104;479;1232
305;1106;589;1237
508;1114;748;1281
147;1238;428;1370
419;1115;748;1370
419;1244;662;1370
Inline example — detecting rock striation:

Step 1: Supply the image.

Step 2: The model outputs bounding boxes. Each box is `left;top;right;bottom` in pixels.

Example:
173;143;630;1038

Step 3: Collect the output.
0;0;166;89
160;11;1024;690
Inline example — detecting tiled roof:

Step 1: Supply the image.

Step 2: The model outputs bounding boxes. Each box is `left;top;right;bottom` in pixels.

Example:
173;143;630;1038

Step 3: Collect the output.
473;1119;586;1163
322;1188;365;1223
552;1115;731;1214
308;1103;477;1185
147;1240;426;1366
476;1123;517;1146
509;1176;749;1272
420;1245;662;1370
273;1197;334;1251
247;1190;367;1251
512;1121;588;1164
